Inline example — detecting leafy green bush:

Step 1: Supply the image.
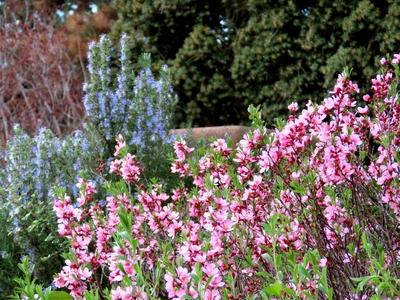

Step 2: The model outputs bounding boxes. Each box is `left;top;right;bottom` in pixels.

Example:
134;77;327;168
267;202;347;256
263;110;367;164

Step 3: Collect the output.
111;0;400;126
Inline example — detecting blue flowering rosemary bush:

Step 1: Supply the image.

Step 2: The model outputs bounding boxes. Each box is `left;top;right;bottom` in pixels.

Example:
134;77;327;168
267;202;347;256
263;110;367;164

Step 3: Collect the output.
0;126;99;294
0;34;177;295
84;34;176;151
84;34;177;180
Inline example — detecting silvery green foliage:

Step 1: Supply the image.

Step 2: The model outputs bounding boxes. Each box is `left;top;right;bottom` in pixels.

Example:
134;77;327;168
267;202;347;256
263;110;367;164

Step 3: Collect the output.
0;125;99;292
84;34;176;150
1;125;96;231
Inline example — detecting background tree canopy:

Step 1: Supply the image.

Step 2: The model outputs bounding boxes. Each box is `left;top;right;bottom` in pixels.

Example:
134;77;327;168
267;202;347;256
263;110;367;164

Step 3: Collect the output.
111;0;400;127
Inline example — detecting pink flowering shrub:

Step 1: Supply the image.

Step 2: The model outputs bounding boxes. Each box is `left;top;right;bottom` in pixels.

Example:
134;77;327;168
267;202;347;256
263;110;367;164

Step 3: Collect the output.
52;54;400;299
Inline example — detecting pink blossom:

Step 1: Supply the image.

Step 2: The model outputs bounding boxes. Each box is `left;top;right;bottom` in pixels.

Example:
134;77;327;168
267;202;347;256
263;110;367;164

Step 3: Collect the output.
204;289;221;300
110;159;122;176
211;138;232;156
362;94;371;102
121;153;140;183
357;106;368;114
288;102;299;112
392;53;400;64
114;134;126;156
319;257;328;267
173;140;194;162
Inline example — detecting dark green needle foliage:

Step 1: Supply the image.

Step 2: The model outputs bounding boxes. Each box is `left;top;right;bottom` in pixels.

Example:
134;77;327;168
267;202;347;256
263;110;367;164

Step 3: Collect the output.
111;0;400;126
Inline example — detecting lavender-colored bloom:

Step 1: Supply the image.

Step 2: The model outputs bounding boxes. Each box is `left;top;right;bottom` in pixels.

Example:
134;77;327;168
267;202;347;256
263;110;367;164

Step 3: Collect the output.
154;80;163;93
97;92;107;119
146;73;156;88
81;137;90;152
110;91;119;116
72;161;81;173
71;185;79;198
83;94;92;116
12;218;21;233
97;67;106;88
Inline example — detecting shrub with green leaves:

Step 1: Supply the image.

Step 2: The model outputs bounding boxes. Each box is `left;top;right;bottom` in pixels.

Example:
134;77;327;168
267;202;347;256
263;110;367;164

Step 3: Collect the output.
111;0;400;126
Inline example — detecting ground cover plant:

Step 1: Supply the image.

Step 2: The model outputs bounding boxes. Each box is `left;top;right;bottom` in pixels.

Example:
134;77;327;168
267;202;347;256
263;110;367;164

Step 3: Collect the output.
14;53;400;299
0;34;176;296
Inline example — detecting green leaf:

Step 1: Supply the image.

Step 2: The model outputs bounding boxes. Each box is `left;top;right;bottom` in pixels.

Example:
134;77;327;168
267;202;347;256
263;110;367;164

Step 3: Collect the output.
118;209;132;232
381;134;393;149
248;104;264;128
49;291;72;300
261;253;273;264
361;232;372;258
359;150;367;161
298;265;311;278
289;180;306;196
275;253;282;270
352;275;373;292
260;290;269;300
264;281;284;297
283;286;297;297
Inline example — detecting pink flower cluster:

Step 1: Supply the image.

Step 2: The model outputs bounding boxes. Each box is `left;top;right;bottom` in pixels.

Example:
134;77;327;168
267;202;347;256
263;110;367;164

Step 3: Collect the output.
53;177;147;298
110;153;141;182
53;53;400;299
170;140;194;176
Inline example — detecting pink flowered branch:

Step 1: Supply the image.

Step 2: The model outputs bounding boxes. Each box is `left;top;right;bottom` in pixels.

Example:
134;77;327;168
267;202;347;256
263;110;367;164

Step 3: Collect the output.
53;53;400;299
